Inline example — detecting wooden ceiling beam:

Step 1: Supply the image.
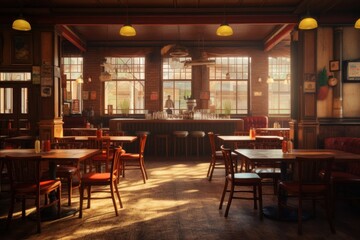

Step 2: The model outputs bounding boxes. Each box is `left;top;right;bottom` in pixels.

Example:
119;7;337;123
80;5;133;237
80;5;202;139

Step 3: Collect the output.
56;25;87;52
263;24;295;52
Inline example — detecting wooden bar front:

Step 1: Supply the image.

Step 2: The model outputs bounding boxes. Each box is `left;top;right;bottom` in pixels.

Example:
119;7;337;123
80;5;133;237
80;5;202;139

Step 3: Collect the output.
109;118;244;156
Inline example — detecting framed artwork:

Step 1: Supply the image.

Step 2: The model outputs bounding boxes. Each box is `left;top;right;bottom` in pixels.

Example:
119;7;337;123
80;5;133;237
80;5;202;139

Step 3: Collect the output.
90;91;97;100
32;66;41;84
41;86;52;97
82;91;89;100
343;60;360;82
329;60;340;72
11;34;33;65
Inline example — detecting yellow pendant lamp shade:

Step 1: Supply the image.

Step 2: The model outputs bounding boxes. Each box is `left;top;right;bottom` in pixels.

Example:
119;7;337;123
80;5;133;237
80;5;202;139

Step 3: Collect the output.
120;24;136;37
298;16;318;30
12;16;31;31
216;23;233;37
355;18;360;29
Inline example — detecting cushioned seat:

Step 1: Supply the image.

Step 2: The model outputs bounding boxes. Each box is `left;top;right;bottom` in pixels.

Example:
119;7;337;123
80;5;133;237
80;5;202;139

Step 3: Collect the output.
173;131;189;157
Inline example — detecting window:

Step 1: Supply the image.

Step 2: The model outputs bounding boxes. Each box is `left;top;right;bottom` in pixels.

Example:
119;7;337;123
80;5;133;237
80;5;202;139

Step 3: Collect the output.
208;57;249;114
0;72;31;131
104;57;145;114
268;57;291;115
62;57;83;113
162;57;192;113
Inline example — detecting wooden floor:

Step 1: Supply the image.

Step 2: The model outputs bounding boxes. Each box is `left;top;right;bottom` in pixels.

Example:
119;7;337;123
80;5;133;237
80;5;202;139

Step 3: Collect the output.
0;155;359;240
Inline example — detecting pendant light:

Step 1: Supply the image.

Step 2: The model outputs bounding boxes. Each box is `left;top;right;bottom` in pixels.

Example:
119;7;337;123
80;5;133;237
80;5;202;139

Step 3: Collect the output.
298;10;318;30
355;18;360;29
120;0;136;37
216;23;233;37
12;14;31;31
120;24;136;37
216;1;233;37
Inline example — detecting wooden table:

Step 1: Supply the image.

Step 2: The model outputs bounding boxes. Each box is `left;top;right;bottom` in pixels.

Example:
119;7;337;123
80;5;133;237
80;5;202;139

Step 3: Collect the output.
218;135;283;148
234;148;360;220
0;148;100;220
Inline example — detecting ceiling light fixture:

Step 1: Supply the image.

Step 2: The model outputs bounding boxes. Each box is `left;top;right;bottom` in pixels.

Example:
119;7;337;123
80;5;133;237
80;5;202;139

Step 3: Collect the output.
120;0;136;37
12;14;31;31
216;1;233;37
120;24;136;37
355;18;360;29
216;23;233;37
298;11;318;30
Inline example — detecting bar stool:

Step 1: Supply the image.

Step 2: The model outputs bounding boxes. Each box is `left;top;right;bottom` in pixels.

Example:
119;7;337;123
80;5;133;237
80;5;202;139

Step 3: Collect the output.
173;131;189;157
155;134;169;157
190;131;206;157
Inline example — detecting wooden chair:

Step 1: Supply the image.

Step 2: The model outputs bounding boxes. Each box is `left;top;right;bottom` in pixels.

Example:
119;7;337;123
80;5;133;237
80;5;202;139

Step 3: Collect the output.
251;136;282;194
79;147;125;218
219;146;263;219
88;137;113;173
207;132;225;181
5;155;62;233
53;137;81;206
120;134;148;183
278;155;335;235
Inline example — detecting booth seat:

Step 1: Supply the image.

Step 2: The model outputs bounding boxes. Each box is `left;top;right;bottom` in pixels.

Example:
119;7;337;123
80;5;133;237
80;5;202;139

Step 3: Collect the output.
242;116;268;132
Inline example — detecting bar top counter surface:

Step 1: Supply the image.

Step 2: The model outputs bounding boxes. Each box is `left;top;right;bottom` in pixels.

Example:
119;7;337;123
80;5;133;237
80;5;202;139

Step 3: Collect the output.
109;118;244;135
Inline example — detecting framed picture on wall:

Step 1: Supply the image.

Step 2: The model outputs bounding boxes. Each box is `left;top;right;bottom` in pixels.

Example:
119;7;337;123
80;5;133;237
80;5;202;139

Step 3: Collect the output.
11;34;33;65
329;60;340;72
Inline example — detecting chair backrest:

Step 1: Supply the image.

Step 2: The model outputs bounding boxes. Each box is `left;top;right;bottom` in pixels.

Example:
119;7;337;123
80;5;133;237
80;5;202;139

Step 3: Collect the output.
220;145;235;178
207;132;217;157
293;155;334;187
138;134;147;156
53;137;76;149
254;137;282;149
111;147;125;180
6;155;43;192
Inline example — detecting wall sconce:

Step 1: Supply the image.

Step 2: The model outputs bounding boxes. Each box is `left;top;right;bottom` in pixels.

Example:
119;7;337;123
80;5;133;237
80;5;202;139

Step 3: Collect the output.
267;76;274;84
257;77;262;83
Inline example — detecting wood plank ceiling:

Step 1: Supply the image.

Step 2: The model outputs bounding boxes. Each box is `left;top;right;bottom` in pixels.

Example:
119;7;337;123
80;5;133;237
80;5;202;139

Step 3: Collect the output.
1;0;359;52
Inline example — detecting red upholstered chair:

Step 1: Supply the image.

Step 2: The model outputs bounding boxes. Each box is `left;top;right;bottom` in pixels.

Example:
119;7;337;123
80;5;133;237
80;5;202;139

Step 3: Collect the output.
278;155;335;235
79;147;125;218
242;116;268;132
219;145;263;219
120;134;148;183
88;137;113;173
5;155;62;233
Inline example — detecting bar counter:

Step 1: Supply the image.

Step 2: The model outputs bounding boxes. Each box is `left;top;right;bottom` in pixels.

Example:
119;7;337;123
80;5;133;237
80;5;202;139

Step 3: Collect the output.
109;118;244;156
109;118;244;135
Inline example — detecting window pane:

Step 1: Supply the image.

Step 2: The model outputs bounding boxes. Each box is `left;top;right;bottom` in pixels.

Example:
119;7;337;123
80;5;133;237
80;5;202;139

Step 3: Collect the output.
0;88;13;114
104;57;146;114
0;72;31;82
21;88;28;114
162;57;192;113
268;57;291;115
209;57;250;114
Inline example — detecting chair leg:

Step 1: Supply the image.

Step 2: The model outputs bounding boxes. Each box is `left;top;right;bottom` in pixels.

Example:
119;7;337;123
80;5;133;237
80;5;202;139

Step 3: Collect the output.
224;184;234;217
110;182;118;216
207;160;215;181
258;184;263;220
219;179;228;209
87;186;91;209
114;180;123;208
79;185;84;218
6;195;15;229
68;176;72;206
253;186;258;209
